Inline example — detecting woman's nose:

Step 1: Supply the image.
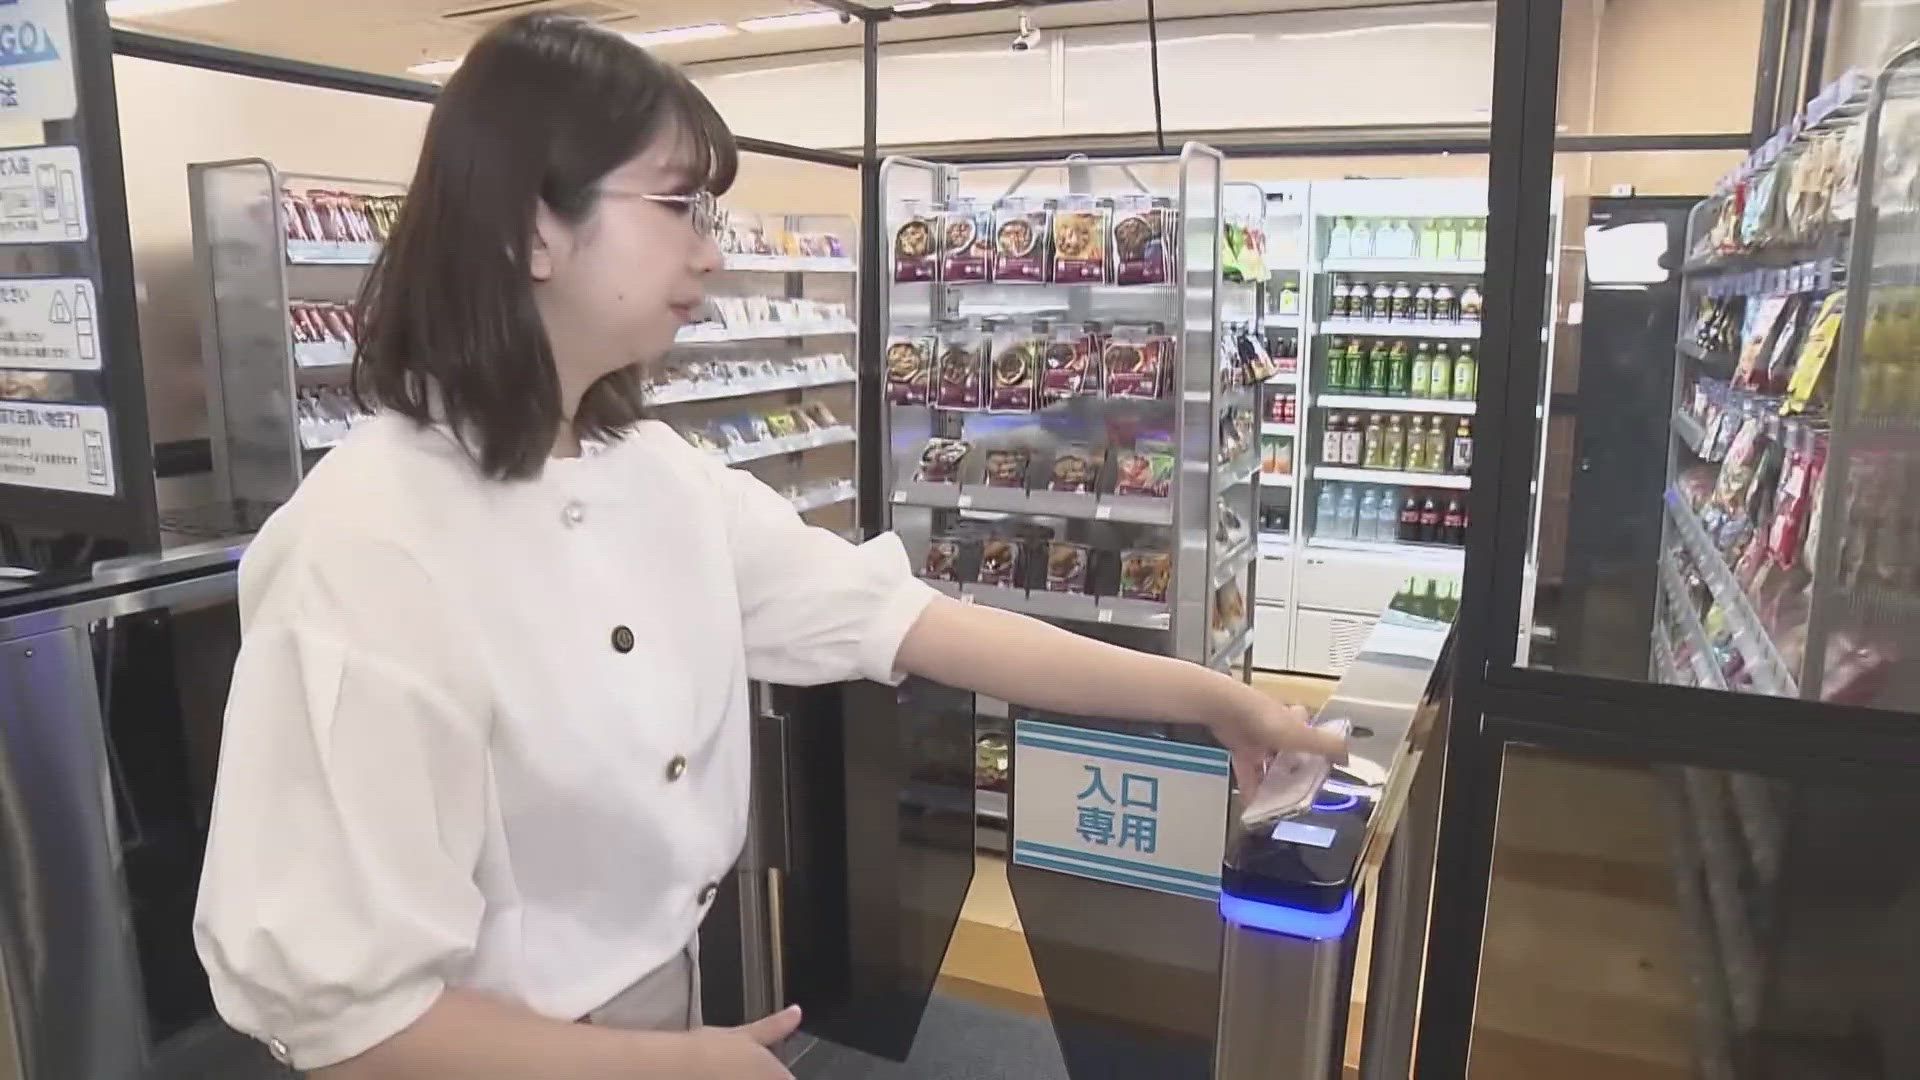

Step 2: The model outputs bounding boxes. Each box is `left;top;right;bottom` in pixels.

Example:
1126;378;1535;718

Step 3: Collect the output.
693;233;723;273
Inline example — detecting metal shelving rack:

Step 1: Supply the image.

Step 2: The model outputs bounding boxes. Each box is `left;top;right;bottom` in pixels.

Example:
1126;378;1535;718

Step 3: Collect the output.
653;210;862;536
880;146;1258;845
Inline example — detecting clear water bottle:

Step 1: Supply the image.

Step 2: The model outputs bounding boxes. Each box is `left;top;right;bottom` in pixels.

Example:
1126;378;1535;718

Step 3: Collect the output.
1357;488;1378;541
1317;483;1338;537
1375;486;1400;542
1336;484;1359;539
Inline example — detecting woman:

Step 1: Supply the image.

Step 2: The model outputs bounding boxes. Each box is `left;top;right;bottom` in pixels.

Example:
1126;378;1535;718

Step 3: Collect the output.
193;13;1341;1080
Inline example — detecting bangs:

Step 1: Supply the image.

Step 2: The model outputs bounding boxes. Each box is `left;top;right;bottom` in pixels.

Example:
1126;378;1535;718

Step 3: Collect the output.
654;68;739;196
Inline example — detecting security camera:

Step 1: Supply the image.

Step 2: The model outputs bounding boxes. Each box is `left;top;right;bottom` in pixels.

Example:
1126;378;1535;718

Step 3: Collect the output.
1011;12;1041;51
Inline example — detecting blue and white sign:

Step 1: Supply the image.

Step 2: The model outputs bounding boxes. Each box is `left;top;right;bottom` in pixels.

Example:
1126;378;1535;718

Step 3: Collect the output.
0;0;74;124
1011;719;1230;901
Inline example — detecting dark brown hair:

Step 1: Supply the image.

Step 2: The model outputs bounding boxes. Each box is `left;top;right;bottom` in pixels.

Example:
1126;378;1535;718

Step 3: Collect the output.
353;13;738;479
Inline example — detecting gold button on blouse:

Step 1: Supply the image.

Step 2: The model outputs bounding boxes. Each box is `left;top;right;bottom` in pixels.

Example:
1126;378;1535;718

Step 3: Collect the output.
666;755;688;782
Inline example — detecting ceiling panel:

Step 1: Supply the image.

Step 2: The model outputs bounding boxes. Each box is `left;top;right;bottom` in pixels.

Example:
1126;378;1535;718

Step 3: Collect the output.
109;0;1474;79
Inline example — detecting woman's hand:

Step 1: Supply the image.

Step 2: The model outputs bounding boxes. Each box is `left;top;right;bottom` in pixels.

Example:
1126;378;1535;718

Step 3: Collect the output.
685;1005;802;1078
1212;696;1347;797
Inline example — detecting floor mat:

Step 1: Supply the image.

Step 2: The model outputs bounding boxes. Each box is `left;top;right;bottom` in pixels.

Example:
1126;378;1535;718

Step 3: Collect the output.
788;993;1069;1080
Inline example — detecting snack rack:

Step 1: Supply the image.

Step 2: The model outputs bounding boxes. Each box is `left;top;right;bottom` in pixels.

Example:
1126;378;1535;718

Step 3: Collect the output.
652;210;861;536
1654;56;1920;713
188;159;403;513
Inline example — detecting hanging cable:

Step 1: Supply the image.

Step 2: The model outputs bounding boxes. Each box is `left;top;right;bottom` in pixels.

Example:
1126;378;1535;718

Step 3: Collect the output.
1146;0;1167;153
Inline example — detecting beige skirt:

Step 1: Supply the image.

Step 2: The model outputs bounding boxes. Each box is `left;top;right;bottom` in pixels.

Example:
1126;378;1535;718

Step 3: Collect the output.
581;939;702;1032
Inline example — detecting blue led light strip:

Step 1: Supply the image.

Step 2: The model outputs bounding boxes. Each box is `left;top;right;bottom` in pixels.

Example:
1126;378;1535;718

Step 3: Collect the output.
1219;889;1357;941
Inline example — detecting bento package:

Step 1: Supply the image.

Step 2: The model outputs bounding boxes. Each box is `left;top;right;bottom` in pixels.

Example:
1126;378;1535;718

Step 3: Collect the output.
1104;328;1169;400
1112;195;1174;286
988;329;1041;413
1114;438;1175;498
1052;196;1110;284
1041;327;1097;404
934;327;987;411
924;537;962;582
893;201;939;283
992;198;1052;283
915;438;971;483
941;200;994;283
1045;541;1091;594
1118;549;1171;603
977;539;1022;589
885;334;935;406
983;449;1032;489
1046;443;1103;494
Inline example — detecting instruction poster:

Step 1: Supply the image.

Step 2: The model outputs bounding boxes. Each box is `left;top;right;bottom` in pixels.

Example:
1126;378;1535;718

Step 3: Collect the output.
0;399;112;494
0;143;83;243
0;276;94;369
0;0;75;125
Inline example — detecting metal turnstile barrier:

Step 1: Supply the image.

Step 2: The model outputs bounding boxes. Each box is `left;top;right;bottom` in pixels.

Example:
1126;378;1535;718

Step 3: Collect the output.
1215;599;1452;1079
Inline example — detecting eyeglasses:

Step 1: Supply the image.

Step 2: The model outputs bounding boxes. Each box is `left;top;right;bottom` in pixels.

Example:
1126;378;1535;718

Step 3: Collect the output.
601;188;720;238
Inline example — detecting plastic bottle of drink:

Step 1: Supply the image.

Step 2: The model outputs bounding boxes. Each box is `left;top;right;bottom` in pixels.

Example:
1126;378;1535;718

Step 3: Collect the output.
1329;217;1352;260
1322;412;1345;464
1357;488;1378;541
1368;340;1392;395
1344;338;1366;390
1453;343;1478;400
1425;415;1447;474
1326;337;1348;391
1419;494;1442;542
1384;415;1406;471
1436;219;1460;262
1443;494;1467;545
1330;277;1350;320
1394;219;1415;258
1341;413;1364;466
1363;413;1384;468
1411;343;1432;400
1388;340;1412;397
1452;417;1474;474
1419;221;1440;261
1405;417;1427;472
1399;490;1422;541
1316;482;1338;534
1413;283;1434;322
1371;282;1394;323
1430;344;1453;399
1351;218;1373;259
1376;486;1401;541
1336;484;1359;538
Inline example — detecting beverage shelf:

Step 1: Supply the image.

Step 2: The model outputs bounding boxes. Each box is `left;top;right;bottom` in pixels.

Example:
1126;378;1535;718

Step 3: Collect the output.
929;579;1172;631
1663;487;1800;697
650;370;854;405
1312;465;1471;490
892;483;1174;526
1304;536;1465;565
1672;409;1709;457
1261;421;1297;436
1321;257;1485;274
1658;553;1727;690
287;239;380;265
1259;472;1294;487
1319;319;1481;340
1317;393;1476;415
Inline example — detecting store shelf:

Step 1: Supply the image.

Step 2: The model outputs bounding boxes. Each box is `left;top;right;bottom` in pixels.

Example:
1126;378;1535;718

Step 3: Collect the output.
790;482;856;514
1312;465;1471;490
721;254;856;273
1663;487;1799;697
1672;409;1709;457
716;426;856;465
1261;421;1297;436
1212;538;1256;589
1304;536;1465;565
287;239;380;265
1215;458;1260;495
650;370;854;406
1316;393;1475;415
674;320;858;345
975;788;1009;824
942;581;1172;631
892;483;1174;526
1318;319;1481;340
1658;554;1726;690
1258;531;1292;552
1677;339;1737;367
1259;472;1294;487
292;341;354;369
1320;257;1485;275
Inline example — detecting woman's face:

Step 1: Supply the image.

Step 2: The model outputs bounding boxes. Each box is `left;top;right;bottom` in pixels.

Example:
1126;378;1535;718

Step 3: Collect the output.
529;131;722;402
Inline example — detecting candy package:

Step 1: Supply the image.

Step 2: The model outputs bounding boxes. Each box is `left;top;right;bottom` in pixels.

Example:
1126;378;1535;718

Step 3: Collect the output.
1119;549;1171;603
993;198;1052;283
1045;541;1091;594
893;201;939;283
942;201;994;283
915;438;972;483
885;335;934;406
935;329;987;411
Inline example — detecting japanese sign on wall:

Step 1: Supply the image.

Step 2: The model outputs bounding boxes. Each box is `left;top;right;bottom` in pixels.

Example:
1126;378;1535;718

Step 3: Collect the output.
1011;719;1230;901
0;276;94;370
0;143;83;243
0;399;112;494
0;0;75;124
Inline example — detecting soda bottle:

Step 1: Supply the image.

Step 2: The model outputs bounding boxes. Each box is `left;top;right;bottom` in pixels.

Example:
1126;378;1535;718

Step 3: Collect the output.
1411;343;1432;400
1399;490;1422;541
1389;340;1412;397
1419;494;1442;543
1368;340;1391;395
1443;494;1467;545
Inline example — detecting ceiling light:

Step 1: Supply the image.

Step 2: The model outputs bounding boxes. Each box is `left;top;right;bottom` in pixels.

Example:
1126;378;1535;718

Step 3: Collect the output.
624;23;736;48
892;2;936;10
738;10;846;33
408;57;463;77
106;0;235;15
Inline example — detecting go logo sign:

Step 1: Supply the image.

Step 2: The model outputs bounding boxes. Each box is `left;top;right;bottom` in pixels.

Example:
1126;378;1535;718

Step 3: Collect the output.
0;15;59;69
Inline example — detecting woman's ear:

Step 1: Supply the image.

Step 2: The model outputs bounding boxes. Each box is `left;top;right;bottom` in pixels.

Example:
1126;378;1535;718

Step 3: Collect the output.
529;200;564;282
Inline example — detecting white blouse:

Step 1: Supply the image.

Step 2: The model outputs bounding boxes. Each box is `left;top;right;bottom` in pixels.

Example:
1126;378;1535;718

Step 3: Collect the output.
192;415;936;1070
